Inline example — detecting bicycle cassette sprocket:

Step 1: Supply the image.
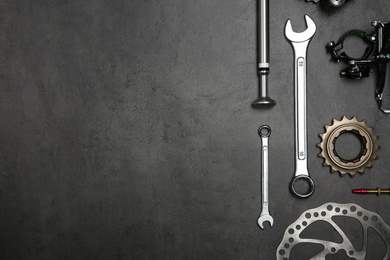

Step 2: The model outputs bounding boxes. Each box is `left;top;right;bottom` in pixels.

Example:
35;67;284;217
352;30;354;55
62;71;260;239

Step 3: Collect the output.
317;116;379;177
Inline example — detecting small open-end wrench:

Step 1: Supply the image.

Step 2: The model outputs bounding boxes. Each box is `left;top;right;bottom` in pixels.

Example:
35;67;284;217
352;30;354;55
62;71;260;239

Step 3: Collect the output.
257;125;274;229
285;15;316;198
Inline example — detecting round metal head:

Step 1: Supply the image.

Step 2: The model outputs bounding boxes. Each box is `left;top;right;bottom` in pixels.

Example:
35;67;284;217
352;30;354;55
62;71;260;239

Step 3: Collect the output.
285;15;317;43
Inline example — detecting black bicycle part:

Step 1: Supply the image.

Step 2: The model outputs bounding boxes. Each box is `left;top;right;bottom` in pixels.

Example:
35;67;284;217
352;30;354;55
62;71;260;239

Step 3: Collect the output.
326;21;390;113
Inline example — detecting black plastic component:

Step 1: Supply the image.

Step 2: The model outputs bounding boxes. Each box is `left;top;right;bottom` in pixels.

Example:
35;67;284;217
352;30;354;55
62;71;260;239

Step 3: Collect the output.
252;97;276;108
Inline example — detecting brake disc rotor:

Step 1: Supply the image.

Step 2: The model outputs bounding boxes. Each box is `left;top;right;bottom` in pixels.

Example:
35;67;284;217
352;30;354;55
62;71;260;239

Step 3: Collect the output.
317;116;379;177
276;202;390;260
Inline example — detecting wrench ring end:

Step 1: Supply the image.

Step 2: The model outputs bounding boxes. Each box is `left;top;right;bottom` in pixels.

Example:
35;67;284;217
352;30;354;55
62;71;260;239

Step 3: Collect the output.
291;175;315;198
258;125;271;138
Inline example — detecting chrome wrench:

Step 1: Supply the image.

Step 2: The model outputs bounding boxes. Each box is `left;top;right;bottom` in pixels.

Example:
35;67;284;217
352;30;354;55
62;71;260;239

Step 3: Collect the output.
257;125;274;229
285;15;316;198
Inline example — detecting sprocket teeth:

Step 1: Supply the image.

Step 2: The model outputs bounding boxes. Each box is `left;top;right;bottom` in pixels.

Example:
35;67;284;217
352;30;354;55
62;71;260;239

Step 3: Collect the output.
323;161;329;167
317;116;379;177
339;171;346;176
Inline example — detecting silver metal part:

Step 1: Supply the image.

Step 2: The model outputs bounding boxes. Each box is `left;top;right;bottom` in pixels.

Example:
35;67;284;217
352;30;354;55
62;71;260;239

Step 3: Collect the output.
252;0;276;108
276;202;390;260
285;15;316;198
326;0;346;7
306;0;346;6
257;125;274;229
258;0;269;67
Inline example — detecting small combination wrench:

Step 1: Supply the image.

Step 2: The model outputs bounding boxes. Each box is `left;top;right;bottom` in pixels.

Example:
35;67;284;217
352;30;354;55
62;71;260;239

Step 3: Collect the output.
285;15;316;198
257;125;274;229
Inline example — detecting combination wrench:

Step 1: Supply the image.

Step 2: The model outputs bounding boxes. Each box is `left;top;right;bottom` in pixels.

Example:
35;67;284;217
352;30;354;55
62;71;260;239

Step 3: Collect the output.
285;15;316;198
257;125;274;229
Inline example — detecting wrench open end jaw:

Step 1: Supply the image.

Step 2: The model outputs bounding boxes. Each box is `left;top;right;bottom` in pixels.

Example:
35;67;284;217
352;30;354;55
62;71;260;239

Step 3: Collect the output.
285;15;316;42
258;214;274;229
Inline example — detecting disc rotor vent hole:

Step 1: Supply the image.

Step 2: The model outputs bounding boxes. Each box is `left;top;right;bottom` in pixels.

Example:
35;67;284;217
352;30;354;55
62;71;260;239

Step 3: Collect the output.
333;130;366;163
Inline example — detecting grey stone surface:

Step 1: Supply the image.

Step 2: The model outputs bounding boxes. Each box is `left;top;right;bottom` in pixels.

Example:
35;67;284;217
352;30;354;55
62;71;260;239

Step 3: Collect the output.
1;0;390;259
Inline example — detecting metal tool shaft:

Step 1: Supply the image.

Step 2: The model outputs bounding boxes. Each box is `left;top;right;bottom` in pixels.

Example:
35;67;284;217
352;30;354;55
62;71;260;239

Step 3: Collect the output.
252;0;276;108
258;0;269;67
261;134;270;213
